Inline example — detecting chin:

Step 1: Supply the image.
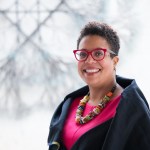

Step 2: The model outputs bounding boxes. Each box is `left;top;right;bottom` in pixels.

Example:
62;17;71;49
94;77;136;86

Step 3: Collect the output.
84;80;99;87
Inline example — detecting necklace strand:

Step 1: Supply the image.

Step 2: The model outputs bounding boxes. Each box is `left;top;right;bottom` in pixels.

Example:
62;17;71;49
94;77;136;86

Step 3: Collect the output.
75;85;116;124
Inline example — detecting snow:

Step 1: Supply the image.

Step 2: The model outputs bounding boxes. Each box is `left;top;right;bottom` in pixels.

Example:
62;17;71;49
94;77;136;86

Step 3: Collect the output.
0;110;52;150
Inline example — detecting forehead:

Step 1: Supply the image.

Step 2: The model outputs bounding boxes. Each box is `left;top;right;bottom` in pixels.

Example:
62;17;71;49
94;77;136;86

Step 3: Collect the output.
79;35;110;50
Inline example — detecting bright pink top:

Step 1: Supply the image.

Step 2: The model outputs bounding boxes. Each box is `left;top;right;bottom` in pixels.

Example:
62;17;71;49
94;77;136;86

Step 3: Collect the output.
62;95;121;150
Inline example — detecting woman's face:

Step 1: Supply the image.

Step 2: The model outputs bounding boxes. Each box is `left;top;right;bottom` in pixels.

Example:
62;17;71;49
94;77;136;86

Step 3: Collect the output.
78;35;118;88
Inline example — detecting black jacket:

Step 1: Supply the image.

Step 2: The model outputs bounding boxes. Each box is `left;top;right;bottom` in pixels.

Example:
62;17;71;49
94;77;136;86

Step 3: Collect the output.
48;76;150;150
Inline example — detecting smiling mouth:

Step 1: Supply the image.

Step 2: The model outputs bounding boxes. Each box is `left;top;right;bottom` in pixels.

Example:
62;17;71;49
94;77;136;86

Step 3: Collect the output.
83;69;100;73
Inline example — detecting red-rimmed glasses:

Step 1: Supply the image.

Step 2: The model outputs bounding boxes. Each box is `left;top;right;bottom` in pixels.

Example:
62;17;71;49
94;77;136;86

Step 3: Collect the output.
73;48;116;62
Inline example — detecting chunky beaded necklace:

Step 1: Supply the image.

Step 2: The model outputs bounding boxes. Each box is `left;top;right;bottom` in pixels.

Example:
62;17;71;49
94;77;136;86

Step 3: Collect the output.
75;85;116;124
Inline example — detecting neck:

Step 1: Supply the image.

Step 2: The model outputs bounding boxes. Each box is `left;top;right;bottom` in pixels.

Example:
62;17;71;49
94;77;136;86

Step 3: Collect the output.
88;81;117;106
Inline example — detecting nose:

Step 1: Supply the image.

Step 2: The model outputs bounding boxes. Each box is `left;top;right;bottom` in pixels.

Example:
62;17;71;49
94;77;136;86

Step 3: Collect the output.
85;54;96;63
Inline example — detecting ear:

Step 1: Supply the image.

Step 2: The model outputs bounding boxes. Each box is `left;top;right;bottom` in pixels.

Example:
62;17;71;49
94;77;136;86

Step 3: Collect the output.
112;56;119;67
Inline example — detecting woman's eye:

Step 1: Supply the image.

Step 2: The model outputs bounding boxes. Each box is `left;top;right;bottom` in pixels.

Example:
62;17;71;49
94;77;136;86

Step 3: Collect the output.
79;52;87;58
94;51;103;57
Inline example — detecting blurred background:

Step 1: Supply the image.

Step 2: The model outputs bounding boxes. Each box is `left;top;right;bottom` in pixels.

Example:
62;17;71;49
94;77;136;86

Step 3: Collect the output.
0;0;150;149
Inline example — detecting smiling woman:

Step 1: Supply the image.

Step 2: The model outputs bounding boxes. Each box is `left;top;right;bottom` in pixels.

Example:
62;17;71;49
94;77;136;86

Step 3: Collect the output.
76;35;119;90
47;21;150;150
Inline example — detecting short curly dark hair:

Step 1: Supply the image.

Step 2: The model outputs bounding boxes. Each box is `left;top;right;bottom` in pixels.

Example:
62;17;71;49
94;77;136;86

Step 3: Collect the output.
77;21;120;56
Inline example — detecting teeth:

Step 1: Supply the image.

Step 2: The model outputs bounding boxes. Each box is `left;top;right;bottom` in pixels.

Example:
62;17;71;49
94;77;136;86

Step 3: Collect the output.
85;69;100;73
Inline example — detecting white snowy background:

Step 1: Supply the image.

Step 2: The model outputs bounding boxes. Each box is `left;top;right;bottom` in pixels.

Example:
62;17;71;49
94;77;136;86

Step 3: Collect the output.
0;0;150;150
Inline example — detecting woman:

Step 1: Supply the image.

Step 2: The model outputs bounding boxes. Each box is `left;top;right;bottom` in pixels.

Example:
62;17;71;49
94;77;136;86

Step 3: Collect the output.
48;21;150;150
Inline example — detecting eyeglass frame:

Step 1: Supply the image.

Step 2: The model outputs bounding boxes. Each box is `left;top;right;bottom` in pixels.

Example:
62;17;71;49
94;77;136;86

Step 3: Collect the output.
73;48;116;62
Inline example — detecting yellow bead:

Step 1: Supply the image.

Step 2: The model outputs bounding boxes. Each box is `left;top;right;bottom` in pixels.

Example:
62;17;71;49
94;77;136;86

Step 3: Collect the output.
75;117;80;124
93;107;100;114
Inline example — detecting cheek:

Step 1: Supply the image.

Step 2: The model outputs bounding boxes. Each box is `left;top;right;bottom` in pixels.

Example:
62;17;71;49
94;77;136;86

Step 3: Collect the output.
106;62;114;71
77;62;83;75
100;59;114;71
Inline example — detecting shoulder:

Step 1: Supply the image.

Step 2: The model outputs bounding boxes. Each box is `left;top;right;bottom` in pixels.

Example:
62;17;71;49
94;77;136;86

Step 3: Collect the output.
116;75;150;121
116;75;149;107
